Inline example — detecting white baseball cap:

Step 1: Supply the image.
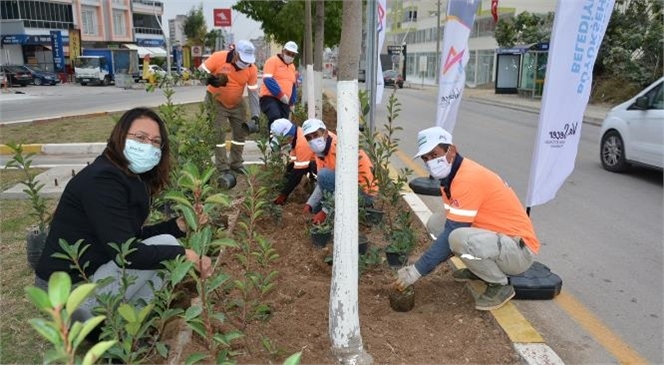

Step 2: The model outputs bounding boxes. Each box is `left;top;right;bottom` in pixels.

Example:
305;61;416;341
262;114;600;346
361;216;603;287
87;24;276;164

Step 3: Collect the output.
302;118;326;136
284;41;298;54
270;118;294;137
236;40;256;64
414;126;453;158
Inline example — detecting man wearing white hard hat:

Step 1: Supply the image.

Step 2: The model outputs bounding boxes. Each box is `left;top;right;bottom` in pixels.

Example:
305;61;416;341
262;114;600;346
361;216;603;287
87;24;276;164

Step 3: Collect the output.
300;118;377;225
260;41;299;129
394;126;540;311
199;39;260;181
269;118;318;205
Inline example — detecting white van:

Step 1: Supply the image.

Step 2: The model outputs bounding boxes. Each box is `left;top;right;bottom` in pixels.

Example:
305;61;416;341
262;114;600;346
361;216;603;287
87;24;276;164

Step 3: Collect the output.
599;77;663;172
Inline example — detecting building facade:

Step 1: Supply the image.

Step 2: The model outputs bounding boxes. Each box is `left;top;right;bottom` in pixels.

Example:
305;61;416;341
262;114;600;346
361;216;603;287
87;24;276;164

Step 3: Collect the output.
386;0;556;87
0;0;166;71
168;14;186;46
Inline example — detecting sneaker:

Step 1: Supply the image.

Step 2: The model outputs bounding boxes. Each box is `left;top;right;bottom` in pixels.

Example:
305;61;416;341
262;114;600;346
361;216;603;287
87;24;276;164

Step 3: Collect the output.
452;268;482;282
474;283;515;311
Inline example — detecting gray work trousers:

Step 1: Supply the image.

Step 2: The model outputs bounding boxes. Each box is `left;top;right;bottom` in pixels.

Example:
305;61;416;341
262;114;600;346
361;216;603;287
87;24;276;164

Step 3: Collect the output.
206;92;247;171
449;227;534;285
34;234;181;322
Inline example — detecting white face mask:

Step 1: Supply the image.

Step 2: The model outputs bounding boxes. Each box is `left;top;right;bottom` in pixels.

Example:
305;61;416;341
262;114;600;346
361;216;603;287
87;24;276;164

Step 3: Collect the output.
124;139;162;174
236;59;249;69
426;154;452;179
282;54;294;64
308;136;327;155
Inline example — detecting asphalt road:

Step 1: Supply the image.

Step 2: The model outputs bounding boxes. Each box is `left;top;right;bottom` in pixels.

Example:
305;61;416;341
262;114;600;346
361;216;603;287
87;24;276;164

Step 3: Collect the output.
3;80;662;363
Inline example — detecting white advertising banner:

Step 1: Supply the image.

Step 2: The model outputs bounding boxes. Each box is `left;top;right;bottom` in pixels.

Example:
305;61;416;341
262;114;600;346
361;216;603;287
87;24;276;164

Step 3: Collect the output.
375;0;387;104
526;0;614;207
435;0;481;132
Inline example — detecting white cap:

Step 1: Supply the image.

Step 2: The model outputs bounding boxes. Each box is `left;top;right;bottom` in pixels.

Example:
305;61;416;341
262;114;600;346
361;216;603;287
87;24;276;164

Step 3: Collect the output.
302;118;326;136
284;41;299;54
270;118;294;137
236;40;256;64
414;126;453;158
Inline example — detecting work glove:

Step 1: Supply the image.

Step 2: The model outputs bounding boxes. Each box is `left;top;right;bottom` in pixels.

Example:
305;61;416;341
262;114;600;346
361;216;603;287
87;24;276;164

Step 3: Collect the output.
302;204;313;214
206;73;228;87
279;94;290;104
394;265;422;292
312;211;327;224
273;194;288;205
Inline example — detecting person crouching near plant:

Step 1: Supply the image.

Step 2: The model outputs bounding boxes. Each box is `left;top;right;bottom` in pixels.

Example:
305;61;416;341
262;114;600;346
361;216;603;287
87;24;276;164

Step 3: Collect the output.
34;107;212;323
300;118;378;224
394;126;540;311
269;118;318;205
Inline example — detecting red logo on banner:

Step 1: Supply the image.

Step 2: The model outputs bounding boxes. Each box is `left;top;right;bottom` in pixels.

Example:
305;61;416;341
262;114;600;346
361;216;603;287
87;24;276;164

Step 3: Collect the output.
214;9;232;27
491;0;499;23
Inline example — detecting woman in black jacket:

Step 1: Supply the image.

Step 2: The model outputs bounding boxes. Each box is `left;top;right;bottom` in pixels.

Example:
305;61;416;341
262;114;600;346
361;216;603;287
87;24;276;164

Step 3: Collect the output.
35;107;211;320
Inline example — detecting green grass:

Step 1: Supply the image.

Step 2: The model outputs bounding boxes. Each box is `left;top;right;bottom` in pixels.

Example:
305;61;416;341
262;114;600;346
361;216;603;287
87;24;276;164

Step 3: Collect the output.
0;103;203;145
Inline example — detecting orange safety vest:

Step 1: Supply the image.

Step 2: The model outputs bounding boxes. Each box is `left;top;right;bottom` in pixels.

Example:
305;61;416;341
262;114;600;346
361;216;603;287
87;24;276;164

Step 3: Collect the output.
259;55;296;99
291;127;316;170
441;158;540;253
203;50;258;109
315;133;378;196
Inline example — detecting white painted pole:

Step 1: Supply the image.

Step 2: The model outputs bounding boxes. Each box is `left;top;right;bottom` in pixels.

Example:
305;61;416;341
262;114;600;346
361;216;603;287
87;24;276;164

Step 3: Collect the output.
329;80;373;365
307;64;315;119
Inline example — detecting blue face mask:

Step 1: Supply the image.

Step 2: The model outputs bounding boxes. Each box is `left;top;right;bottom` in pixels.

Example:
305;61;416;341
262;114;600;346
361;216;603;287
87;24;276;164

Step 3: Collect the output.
123;139;162;174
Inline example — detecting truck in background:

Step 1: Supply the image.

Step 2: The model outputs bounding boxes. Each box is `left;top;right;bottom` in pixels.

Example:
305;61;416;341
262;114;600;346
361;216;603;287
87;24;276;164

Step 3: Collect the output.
74;49;138;86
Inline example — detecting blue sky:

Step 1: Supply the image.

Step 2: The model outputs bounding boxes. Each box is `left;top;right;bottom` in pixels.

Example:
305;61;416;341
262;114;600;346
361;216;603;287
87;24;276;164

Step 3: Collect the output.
161;0;264;41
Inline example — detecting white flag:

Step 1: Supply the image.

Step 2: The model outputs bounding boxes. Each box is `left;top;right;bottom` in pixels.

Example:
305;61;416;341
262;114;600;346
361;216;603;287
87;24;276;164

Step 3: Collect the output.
436;0;481;132
526;0;614;207
375;0;387;104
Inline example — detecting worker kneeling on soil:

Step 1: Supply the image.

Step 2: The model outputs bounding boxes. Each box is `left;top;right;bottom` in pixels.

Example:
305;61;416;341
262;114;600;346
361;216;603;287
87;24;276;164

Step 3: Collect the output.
301;118;377;224
393;126;540;311
270;118;317;205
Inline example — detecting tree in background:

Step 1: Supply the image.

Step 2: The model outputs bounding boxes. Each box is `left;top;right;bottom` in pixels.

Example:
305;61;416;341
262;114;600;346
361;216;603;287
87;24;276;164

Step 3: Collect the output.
494;11;554;48
183;4;207;46
233;0;342;49
205;29;224;51
596;0;663;88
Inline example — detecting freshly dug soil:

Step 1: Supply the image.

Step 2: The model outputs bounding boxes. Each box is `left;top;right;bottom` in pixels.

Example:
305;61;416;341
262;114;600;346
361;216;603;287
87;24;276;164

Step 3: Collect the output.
170;180;520;364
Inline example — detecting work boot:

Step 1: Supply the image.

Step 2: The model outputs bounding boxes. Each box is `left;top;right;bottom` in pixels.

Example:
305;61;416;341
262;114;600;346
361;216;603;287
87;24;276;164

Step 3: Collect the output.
474;283;515;311
218;171;237;190
452;268;482;282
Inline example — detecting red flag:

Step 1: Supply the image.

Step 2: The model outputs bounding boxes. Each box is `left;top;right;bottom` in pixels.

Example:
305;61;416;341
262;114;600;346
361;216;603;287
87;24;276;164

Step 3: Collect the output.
491;0;499;23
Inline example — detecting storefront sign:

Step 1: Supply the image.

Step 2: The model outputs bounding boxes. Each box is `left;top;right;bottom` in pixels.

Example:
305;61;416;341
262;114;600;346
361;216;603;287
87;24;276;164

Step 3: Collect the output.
137;38;165;47
1;34;70;45
69;28;81;59
50;30;65;73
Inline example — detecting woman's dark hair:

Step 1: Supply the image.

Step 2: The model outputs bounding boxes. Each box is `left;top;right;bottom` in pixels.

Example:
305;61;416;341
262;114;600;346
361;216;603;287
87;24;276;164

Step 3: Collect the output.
104;107;170;195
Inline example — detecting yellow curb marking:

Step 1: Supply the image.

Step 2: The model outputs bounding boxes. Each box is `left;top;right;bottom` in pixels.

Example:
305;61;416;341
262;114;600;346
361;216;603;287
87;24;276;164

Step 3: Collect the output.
555;292;647;364
394;146;648;360
0;144;41;155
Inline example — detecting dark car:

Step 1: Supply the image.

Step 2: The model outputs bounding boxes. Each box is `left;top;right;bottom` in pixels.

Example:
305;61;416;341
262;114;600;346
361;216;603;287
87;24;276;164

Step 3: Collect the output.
383;70;404;88
0;65;34;86
24;65;59;86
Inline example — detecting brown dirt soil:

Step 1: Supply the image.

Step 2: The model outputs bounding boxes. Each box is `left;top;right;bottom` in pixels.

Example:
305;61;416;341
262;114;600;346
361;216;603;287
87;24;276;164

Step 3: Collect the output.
169;177;520;364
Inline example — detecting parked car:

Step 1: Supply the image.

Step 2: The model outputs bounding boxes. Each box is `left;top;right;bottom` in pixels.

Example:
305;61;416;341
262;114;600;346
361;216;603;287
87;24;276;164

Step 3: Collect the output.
599;77;663;172
0;65;34;86
170;66;192;80
383;70;404;88
24;65;59;86
134;64;167;82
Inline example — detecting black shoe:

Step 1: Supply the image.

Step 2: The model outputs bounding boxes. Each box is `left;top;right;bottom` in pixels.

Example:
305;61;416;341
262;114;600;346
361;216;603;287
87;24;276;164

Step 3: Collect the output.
230;165;248;175
218;171;237;189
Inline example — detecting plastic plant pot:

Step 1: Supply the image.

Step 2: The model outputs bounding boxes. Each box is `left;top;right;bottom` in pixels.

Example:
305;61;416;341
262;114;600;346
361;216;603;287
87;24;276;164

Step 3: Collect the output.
385;251;407;268
26;225;48;271
311;231;332;248
364;208;384;225
389;286;415;312
358;234;369;255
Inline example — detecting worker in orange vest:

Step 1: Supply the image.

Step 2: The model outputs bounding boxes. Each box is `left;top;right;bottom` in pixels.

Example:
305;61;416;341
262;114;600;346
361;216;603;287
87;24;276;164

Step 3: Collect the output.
259;41;298;129
269;118;317;205
199;40;260;181
300;118;377;224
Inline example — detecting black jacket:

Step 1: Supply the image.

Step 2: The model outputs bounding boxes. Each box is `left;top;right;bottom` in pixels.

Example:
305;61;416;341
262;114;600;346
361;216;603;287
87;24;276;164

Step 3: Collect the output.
36;154;185;283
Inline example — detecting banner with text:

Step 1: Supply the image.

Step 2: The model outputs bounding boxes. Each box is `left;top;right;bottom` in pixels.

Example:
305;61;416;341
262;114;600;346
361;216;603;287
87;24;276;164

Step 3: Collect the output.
435;0;480;132
526;0;614;207
49;30;65;73
375;0;387;104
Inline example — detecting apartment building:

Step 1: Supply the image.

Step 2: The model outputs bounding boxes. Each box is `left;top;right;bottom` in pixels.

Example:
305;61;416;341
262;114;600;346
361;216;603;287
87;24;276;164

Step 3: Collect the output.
386;0;556;86
0;0;166;70
168;14;186;46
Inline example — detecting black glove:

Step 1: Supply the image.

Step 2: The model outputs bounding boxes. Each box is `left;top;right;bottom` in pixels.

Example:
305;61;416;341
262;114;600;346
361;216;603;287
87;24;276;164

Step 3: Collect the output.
206;73;228;87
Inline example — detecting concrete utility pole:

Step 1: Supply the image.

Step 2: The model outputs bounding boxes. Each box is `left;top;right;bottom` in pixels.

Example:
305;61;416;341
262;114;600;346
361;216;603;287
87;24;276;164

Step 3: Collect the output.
435;0;441;84
153;10;170;77
365;0;377;133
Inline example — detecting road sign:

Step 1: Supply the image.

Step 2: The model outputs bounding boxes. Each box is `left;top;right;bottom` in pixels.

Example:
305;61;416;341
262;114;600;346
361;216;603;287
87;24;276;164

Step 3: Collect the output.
191;45;203;57
387;45;402;56
214;8;232;27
